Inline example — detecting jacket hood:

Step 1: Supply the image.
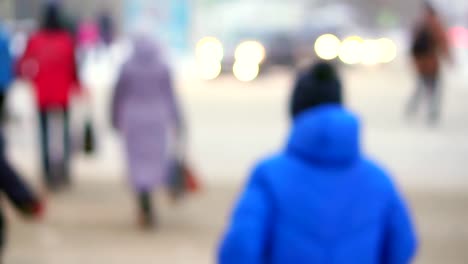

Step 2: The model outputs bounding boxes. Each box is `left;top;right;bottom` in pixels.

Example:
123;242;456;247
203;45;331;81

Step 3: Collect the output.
287;104;361;167
130;35;162;64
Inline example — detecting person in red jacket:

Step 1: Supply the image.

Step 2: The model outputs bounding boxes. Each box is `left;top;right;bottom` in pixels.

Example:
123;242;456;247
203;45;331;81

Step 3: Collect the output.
18;3;80;191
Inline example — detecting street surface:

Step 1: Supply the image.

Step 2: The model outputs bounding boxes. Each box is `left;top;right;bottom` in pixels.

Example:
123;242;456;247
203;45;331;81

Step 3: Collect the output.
3;62;468;263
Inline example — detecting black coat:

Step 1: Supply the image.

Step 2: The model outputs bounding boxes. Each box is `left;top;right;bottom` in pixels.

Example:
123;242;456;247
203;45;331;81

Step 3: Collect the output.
0;132;38;248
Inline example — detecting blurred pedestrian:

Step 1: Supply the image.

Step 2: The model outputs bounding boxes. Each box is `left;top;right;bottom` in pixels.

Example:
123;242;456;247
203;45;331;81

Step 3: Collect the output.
0;24;13;122
17;3;80;191
112;35;181;228
76;18;100;81
0;130;43;257
219;62;418;264
77;19;100;53
408;2;451;124
98;10;115;47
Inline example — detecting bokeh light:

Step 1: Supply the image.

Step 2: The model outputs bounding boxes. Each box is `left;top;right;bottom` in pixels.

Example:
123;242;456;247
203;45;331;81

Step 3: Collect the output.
339;36;364;65
196;37;224;62
314;34;341;60
449;26;468;49
197;60;222;80
361;39;381;66
233;61;260;82
234;41;266;64
378;38;397;64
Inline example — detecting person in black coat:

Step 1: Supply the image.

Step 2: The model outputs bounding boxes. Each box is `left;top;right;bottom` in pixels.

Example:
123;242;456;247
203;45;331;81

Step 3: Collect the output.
0;131;43;255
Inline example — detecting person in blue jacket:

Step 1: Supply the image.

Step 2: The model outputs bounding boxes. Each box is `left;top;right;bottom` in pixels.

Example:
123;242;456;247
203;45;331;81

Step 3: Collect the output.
0;24;14;122
0;24;13;121
218;62;418;264
0;23;43;259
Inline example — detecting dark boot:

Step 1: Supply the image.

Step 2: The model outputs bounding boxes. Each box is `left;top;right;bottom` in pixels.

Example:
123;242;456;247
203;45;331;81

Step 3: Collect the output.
138;192;156;229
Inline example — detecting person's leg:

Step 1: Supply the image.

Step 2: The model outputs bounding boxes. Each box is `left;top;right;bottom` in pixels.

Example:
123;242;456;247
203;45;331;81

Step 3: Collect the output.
39;111;53;189
406;75;426;117
62;108;72;186
137;191;155;229
0;91;6;123
425;75;441;124
0;209;5;259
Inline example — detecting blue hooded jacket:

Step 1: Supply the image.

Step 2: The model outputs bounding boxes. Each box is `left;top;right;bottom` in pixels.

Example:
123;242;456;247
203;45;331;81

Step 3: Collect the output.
219;105;417;264
0;29;13;89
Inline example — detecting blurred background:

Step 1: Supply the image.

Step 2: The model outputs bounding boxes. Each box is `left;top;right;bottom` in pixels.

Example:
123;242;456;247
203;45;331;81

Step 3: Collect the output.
0;0;467;263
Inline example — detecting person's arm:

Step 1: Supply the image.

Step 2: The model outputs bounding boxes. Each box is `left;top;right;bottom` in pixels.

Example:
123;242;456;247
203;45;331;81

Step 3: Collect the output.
0;34;13;84
162;68;182;129
111;70;125;131
430;15;451;62
381;187;418;264
70;37;81;93
218;164;273;264
16;35;39;80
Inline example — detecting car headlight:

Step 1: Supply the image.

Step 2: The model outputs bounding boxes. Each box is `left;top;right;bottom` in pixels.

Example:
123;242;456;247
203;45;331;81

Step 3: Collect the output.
315;34;341;60
234;41;266;64
196;37;224;62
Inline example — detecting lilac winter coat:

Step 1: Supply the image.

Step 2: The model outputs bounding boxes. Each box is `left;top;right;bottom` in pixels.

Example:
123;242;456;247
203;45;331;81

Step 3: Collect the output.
112;37;180;192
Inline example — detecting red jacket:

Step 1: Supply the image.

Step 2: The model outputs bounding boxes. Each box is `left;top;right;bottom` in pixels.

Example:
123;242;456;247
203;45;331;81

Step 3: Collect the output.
19;30;78;109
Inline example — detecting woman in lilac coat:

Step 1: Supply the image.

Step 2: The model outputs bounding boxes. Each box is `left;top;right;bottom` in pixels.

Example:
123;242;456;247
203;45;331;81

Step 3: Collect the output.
112;36;181;228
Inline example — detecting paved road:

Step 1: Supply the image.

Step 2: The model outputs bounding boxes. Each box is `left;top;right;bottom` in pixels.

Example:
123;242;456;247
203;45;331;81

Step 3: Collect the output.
3;63;468;263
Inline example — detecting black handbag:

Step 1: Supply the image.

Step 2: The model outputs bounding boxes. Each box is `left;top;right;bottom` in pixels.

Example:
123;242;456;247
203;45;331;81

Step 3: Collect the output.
83;119;95;154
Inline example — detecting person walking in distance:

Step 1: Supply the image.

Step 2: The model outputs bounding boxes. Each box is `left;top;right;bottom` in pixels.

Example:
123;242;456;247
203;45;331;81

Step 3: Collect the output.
112;35;181;228
18;3;80;191
408;2;451;124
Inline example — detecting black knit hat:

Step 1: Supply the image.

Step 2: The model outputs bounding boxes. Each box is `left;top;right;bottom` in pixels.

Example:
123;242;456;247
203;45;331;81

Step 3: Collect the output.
41;2;64;30
290;62;343;118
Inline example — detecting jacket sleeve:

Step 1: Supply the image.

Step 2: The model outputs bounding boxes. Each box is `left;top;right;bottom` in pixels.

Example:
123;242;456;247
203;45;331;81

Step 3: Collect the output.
429;15;451;61
16;37;31;76
161;68;181;127
111;70;126;130
382;187;418;264
70;38;80;90
16;36;39;79
0;34;13;86
218;164;273;264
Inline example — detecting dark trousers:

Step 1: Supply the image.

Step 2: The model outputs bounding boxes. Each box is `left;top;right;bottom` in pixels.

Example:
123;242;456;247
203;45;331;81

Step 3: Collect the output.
407;74;441;123
0;89;7;123
39;108;71;188
0;209;4;255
